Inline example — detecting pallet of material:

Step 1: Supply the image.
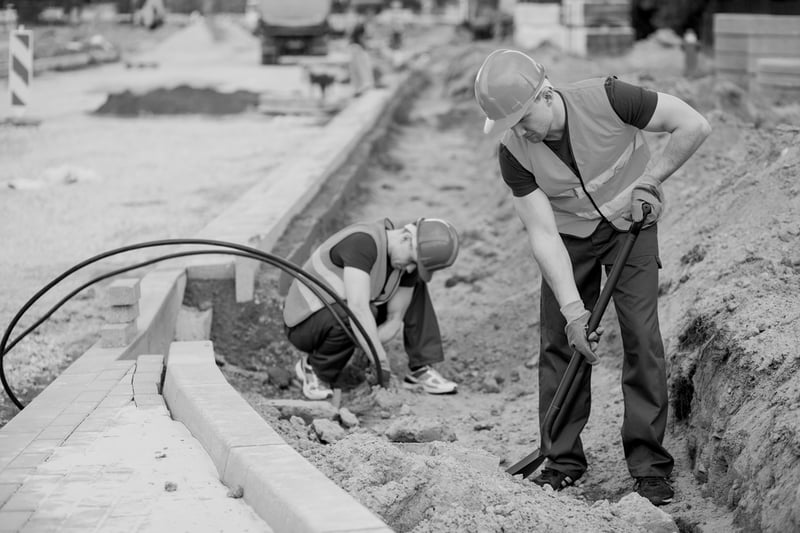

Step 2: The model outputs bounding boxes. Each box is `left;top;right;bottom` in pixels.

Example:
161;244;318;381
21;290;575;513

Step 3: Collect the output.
564;24;634;57
714;13;800;88
756;57;800;102
560;0;630;28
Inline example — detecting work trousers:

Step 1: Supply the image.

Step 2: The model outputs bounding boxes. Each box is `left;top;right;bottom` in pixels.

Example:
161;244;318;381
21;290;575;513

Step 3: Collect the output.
286;280;444;383
539;220;674;479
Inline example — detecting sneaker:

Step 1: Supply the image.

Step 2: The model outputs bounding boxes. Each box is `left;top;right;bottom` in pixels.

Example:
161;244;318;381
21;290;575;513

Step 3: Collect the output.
403;366;457;394
532;468;580;491
634;476;674;506
294;355;333;401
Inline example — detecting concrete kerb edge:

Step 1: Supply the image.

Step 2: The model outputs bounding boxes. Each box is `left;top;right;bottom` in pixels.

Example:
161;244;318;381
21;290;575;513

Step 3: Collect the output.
0;268;185;470
161;74;417;532
163;341;393;533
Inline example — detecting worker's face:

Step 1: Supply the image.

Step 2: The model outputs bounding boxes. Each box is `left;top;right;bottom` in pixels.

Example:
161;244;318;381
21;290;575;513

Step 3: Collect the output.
395;224;418;274
510;88;553;143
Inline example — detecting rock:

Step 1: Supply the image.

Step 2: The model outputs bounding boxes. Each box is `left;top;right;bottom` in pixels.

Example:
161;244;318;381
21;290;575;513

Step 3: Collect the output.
312;419;346;444
227;485;244;498
384;415;457;443
338;407;360;428
266;399;338;423
266;366;293;389
372;387;404;410
480;375;502;393
164;481;177;492
610;493;679;533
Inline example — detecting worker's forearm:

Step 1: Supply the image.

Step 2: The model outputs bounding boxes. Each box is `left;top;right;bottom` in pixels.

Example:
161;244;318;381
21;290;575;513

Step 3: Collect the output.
529;232;581;308
647;121;712;184
348;307;388;362
377;316;402;344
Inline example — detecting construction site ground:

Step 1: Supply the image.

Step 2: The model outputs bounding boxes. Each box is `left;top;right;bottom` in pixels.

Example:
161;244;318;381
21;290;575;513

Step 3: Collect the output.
1;13;799;533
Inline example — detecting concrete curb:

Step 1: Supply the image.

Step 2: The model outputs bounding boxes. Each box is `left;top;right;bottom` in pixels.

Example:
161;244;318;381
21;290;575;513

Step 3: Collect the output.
163;341;392;533
0;268;184;471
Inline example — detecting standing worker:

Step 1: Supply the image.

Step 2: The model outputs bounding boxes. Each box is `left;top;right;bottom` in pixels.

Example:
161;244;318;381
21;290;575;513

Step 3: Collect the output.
388;1;405;51
283;218;460;400
473;49;711;505
347;10;375;96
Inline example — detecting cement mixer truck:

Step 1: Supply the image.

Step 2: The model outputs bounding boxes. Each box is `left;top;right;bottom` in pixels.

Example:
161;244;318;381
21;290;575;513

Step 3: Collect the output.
245;0;332;65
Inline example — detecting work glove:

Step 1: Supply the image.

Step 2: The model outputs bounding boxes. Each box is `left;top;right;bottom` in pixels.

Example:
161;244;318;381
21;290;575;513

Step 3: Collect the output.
561;300;603;365
630;175;663;227
364;353;394;388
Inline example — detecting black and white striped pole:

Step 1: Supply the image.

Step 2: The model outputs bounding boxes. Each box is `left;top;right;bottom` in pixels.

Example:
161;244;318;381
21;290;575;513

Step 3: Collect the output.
8;24;34;122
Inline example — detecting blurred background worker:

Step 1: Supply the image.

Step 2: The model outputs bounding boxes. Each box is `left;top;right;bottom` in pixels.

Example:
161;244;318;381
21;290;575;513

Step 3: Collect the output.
283;218;460;401
347;8;375;96
387;0;406;50
474;49;711;506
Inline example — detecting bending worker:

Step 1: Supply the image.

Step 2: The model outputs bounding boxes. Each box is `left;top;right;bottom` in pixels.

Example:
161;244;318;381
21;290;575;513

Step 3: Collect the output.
474;49;711;506
283;217;460;400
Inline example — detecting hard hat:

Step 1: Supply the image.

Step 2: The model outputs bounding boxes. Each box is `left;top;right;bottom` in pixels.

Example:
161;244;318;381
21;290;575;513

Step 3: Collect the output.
474;49;547;135
415;218;459;282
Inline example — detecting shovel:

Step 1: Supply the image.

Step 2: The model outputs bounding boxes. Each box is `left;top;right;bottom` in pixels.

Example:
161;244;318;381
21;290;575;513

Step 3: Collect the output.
506;205;651;478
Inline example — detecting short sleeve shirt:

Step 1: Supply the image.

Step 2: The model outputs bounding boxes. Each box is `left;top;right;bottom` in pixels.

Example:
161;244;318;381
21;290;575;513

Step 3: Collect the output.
330;232;418;287
499;77;658;197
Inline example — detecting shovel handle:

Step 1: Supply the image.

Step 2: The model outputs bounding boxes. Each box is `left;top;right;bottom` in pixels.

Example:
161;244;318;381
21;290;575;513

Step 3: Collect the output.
540;206;650;454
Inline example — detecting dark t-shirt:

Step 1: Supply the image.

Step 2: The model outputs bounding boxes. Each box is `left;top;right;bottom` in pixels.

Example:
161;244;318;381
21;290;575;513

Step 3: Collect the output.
330;232;418;288
498;77;658;197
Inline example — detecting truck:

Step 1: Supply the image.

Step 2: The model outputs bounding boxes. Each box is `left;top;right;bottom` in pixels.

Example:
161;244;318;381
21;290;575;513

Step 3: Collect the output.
246;0;332;65
459;0;515;40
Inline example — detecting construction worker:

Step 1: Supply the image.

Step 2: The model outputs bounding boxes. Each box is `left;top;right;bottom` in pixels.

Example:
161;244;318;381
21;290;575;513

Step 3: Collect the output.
283;218;460;400
474;49;711;506
347;10;375;96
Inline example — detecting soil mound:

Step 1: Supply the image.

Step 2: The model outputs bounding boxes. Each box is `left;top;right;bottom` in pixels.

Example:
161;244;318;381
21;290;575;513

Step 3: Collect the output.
94;85;260;116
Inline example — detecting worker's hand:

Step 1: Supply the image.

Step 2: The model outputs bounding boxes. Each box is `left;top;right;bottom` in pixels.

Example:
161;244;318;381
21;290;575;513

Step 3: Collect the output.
364;355;394;387
561;301;604;365
630;175;663;227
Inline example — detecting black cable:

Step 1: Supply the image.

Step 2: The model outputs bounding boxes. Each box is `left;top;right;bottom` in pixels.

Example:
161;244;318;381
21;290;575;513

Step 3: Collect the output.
1;240;385;410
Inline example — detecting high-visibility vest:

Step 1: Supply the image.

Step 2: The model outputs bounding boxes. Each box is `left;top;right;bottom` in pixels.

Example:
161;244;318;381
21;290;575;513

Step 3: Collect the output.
283;219;403;327
502;78;653;238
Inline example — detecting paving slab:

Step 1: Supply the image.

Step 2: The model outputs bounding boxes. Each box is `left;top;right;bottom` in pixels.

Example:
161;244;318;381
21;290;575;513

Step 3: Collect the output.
0;356;271;533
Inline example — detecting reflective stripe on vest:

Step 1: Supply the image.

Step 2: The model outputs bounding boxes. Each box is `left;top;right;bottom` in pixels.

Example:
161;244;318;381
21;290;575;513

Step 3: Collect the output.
283;219;403;327
502;78;652;238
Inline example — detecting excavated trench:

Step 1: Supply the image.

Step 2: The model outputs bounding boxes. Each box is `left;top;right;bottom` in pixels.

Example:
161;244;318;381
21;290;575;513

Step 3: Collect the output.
181;42;800;533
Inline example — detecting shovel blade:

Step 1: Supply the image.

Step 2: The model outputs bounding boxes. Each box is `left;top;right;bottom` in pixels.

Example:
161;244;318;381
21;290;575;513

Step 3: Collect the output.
506;448;546;478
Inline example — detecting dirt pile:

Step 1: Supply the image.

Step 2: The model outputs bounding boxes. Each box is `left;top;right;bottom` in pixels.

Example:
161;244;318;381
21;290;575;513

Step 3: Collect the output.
95;86;260;116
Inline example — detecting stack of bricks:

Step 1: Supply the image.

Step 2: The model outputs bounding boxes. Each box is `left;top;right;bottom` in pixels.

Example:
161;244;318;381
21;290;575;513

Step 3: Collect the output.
100;278;140;348
561;0;633;57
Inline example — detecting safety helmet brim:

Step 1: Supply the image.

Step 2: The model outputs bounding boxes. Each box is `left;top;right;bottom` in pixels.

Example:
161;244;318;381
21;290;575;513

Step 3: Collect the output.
483;101;530;134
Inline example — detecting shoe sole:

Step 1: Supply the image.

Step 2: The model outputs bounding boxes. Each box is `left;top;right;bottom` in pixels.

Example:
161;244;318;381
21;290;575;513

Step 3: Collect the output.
402;381;457;394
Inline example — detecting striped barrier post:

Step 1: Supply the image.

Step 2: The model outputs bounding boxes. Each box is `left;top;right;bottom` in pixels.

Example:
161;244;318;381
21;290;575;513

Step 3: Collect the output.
9;25;33;118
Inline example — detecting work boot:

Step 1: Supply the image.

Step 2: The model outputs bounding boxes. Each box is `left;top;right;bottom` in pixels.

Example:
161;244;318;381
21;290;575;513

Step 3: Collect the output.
295;355;333;401
403;365;457;394
532;468;580;491
634;476;674;506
